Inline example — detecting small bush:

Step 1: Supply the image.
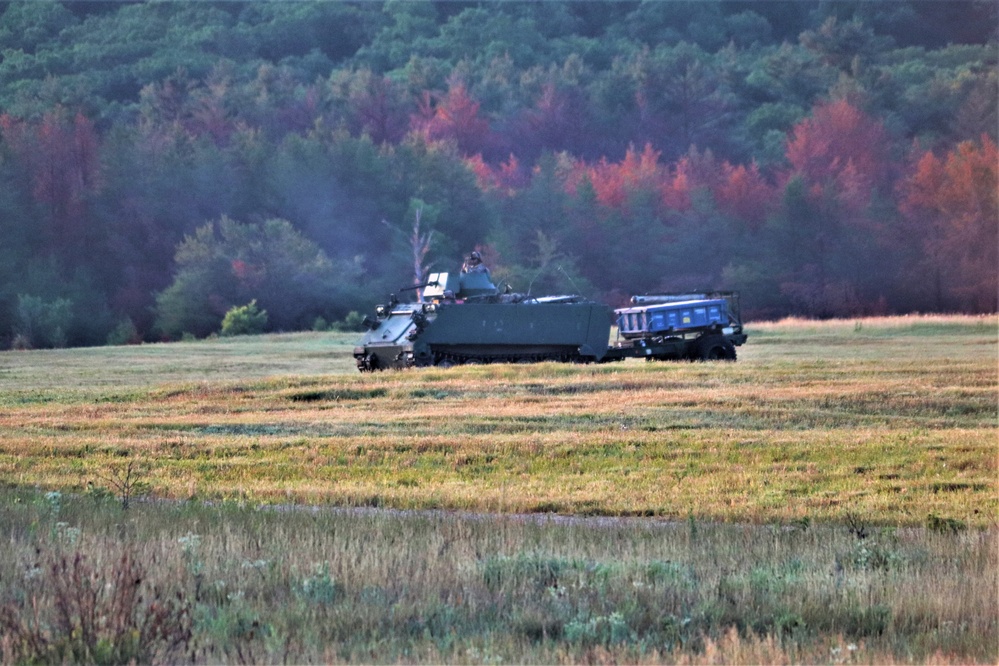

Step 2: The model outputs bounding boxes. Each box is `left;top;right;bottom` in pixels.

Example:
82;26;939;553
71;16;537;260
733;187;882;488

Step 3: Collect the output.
481;553;578;592
564;612;633;647
11;333;32;350
840;604;892;638
0;549;192;664
926;513;967;535
846;538;904;572
96;460;151;510
220;300;268;336
296;563;341;604
16;294;71;348
106;318;140;346
343;311;365;331
329;311;365;332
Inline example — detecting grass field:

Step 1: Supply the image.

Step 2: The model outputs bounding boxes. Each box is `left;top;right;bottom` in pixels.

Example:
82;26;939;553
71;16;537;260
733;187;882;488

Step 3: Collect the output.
0;315;996;663
0;314;994;526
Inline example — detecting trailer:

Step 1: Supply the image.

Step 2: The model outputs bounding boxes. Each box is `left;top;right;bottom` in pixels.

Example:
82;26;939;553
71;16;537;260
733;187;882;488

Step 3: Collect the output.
605;292;747;362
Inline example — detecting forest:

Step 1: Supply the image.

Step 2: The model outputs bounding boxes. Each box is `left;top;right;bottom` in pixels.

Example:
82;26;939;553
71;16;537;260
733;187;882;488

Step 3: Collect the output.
0;0;995;348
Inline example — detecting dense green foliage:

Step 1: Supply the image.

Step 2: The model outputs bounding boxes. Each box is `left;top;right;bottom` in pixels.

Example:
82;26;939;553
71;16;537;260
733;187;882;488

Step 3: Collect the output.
0;1;995;347
154;216;357;338
220;300;268;337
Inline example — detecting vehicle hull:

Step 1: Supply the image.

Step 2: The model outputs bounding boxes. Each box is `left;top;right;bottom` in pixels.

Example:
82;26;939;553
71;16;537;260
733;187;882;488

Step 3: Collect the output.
355;300;612;370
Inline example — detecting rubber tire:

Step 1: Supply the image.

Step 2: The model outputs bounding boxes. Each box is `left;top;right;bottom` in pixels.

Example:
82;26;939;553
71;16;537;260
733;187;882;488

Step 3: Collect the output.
694;335;737;362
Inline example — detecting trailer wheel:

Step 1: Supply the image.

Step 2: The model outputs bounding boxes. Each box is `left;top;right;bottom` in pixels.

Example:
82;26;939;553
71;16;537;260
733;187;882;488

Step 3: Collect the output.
694;335;737;361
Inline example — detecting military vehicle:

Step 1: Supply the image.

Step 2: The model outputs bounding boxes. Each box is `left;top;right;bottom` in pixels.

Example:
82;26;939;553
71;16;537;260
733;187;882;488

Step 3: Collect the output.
353;270;746;371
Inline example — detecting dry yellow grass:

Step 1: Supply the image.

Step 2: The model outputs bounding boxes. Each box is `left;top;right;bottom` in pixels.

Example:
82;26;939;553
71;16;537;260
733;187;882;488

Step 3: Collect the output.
0;316;995;527
751;312;997;330
0;317;996;663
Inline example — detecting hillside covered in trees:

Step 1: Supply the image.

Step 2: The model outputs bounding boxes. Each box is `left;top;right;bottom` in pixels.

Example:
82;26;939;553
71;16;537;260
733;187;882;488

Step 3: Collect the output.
0;0;995;348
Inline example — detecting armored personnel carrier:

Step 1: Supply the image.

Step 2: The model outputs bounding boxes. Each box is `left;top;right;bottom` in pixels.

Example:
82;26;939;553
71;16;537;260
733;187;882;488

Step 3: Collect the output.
354;271;612;370
353;271;747;371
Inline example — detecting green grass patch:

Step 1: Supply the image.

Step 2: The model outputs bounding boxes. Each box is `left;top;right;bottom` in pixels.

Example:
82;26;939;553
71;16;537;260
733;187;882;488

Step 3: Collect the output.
0;317;995;528
0;488;993;663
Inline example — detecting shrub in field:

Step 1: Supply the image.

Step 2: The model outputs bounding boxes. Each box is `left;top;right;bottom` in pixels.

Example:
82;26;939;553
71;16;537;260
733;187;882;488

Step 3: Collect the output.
926;513;967;535
564;611;633;647
296;563;342;604
154;217;359;339
95;460;151;510
220;300;268;337
480;553;579;592
335;311;366;332
0;549;192;664
11;333;33;350
106;317;140;346
15;294;71;348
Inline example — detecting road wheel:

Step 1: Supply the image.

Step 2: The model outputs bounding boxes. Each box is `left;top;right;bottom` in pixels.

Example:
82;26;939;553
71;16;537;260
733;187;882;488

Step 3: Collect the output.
356;354;378;372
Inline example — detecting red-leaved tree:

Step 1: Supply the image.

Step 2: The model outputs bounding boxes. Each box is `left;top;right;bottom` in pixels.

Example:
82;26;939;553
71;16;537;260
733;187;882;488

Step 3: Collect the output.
1;110;102;257
713;161;776;230
411;81;491;156
466;153;528;194
786;98;891;211
898;135;998;311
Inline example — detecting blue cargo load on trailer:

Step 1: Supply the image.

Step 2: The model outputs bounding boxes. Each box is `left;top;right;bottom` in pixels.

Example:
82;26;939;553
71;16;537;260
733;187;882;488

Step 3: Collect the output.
616;298;730;339
603;292;746;361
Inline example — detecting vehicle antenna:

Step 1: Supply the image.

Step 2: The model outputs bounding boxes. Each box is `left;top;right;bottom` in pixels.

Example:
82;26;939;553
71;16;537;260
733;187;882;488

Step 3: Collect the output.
557;265;584;297
526;266;545;298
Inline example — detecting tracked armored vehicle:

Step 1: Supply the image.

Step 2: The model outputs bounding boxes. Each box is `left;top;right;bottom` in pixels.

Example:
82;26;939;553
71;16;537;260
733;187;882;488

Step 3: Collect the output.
354;270;747;371
354;271;611;371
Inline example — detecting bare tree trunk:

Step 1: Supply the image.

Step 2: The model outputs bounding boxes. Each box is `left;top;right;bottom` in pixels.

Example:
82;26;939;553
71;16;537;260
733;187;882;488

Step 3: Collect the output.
410;207;433;302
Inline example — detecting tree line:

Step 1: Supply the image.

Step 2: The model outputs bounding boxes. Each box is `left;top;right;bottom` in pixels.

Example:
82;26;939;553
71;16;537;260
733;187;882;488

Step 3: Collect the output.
0;1;995;348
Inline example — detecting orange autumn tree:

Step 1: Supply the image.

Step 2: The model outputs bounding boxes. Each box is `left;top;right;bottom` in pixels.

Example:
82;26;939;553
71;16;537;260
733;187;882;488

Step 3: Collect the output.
774;99;896;315
786;98;892;211
583;143;665;210
899;135;998;311
466;153;527;194
713;162;776;230
411;81;491;156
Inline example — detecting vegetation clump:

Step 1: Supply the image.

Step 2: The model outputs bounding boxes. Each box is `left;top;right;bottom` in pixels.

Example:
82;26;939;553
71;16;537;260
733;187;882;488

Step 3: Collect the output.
220;301;268;337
